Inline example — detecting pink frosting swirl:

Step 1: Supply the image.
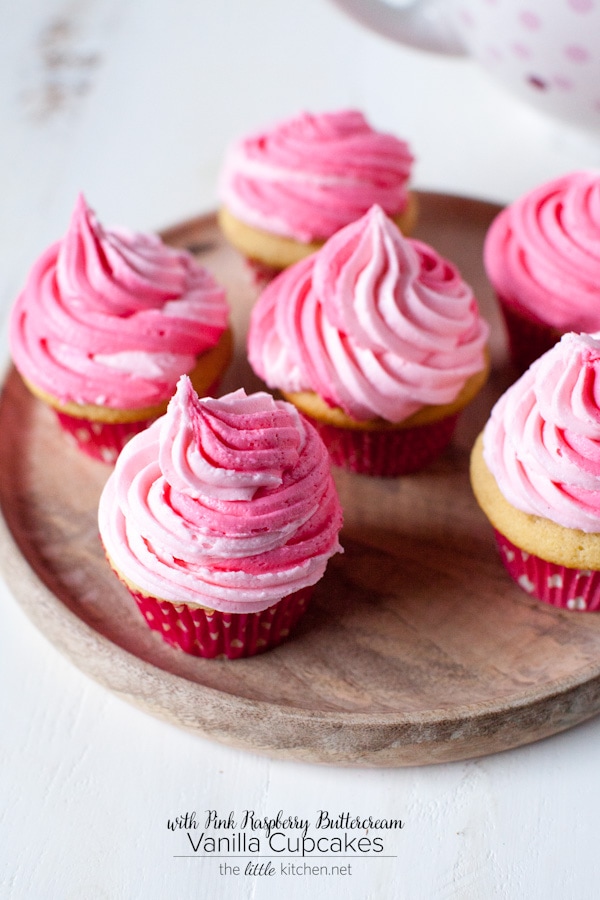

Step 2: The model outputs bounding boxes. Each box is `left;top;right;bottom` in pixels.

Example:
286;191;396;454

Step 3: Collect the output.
248;205;489;422
484;170;600;331
98;377;344;613
219;109;414;243
483;332;600;532
10;194;229;409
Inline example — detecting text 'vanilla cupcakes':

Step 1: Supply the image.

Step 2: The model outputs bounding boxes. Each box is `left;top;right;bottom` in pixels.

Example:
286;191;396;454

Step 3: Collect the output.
248;205;490;477
484;170;600;373
471;332;600;611
9;194;232;463
98;377;343;658
218;109;416;280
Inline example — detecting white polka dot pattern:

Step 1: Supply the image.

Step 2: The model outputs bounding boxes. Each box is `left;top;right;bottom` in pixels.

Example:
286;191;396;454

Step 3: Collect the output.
494;529;600;611
128;585;312;658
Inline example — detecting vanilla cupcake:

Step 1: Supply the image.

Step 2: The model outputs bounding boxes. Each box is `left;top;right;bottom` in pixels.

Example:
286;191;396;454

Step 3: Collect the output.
218;109;416;279
471;332;600;611
98;377;343;658
484;170;600;373
9;194;232;463
248;205;490;476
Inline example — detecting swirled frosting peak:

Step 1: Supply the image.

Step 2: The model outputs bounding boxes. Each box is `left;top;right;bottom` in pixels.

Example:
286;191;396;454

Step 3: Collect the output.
219;109;414;242
484;170;600;331
10;194;229;409
158;377;306;501
248;205;489;422
483;332;600;532
98;377;343;612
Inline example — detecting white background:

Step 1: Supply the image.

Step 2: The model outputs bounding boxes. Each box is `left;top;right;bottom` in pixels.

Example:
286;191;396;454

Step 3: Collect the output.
2;1;600;898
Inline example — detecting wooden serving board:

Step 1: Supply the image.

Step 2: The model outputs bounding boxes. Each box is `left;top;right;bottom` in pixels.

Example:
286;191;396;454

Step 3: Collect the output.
3;191;600;767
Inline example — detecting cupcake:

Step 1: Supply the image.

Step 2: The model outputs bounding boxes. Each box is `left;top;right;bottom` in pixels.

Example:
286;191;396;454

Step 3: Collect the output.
484;170;600;374
218;109;416;280
247;205;490;477
9;194;232;463
98;377;344;658
470;332;600;611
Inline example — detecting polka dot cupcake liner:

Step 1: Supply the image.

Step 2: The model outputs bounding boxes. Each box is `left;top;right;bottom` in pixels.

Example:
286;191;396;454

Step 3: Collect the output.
497;297;563;375
53;377;222;464
309;414;459;477
127;584;314;659
245;257;282;287
54;411;155;465
493;530;600;612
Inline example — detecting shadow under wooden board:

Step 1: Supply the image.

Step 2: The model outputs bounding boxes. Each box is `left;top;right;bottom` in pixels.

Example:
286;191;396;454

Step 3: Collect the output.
2;190;600;767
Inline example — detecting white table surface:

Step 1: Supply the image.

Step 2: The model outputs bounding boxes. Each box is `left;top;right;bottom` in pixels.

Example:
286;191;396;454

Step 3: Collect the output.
3;2;600;899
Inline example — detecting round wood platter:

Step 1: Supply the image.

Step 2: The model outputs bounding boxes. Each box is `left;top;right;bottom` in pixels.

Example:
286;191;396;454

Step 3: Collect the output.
3;191;600;768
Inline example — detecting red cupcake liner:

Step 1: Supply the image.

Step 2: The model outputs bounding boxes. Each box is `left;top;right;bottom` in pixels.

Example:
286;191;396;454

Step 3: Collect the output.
53;377;222;464
245;257;282;287
128;585;314;659
54;411;154;464
493;529;600;612
498;297;563;375
308;414;459;476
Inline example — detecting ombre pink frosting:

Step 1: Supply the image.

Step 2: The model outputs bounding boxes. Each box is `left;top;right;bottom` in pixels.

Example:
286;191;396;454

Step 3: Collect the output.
483;332;600;533
98;377;343;613
10;194;229;410
219;109;414;243
484;171;600;331
248;205;489;423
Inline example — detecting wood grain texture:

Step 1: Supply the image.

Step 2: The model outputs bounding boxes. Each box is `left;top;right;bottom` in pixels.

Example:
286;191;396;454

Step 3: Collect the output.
3;191;600;766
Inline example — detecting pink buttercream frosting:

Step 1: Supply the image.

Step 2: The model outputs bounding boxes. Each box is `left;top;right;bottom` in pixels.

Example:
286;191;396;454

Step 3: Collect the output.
10;194;229;410
484;170;600;331
248;205;489;423
483;332;600;533
219;109;414;243
98;377;343;613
